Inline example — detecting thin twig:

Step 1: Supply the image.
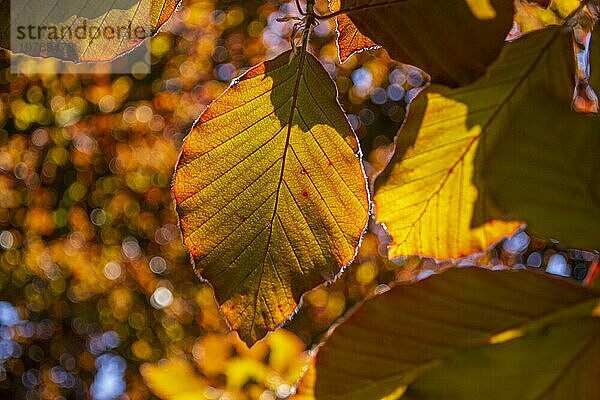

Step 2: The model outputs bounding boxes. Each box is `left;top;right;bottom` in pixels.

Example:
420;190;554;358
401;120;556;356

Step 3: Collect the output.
315;0;406;20
295;0;307;16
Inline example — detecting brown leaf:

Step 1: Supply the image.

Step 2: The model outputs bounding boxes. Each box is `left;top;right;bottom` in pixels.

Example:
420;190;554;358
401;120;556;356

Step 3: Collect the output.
338;0;515;86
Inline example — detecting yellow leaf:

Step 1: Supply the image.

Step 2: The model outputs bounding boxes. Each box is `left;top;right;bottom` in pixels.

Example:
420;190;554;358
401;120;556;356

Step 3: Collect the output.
375;90;521;259
510;1;581;40
225;358;268;388
2;0;179;62
513;1;564;35
292;360;317;400
140;358;210;400
229;331;270;360
173;49;369;345
267;329;306;375
551;0;581;18
464;0;498;19
376;26;600;259
194;334;233;377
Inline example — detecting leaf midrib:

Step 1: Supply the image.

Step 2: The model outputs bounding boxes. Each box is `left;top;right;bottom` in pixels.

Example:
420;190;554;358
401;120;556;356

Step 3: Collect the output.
250;47;311;334
394;28;563;254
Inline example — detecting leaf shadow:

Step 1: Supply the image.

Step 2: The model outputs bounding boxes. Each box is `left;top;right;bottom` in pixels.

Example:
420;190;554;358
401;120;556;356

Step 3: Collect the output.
346;0;514;86
376;28;600;251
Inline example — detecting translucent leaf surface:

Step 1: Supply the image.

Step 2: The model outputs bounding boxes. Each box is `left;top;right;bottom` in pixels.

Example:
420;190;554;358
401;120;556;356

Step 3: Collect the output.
329;0;379;62
483;28;600;250
513;0;569;35
375;27;600;260
173;49;370;345
0;0;179;62
301;268;600;399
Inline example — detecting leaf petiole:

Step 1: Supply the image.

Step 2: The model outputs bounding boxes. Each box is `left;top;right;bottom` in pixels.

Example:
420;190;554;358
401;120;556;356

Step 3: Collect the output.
286;0;316;59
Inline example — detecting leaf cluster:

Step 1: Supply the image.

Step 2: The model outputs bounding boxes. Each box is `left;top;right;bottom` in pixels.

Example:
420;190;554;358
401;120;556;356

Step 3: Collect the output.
1;0;600;399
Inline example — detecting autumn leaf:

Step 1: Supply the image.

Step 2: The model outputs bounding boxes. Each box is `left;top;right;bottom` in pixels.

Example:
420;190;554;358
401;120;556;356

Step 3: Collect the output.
336;0;515;86
173;49;370;345
329;0;379;62
300;268;600;399
514;0;565;35
550;0;582;17
375;26;600;260
482;28;600;251
140;358;211;400
512;0;580;37
0;0;179;62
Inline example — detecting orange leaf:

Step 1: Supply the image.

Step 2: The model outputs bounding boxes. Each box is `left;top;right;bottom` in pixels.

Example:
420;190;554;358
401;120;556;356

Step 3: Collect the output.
330;0;379;62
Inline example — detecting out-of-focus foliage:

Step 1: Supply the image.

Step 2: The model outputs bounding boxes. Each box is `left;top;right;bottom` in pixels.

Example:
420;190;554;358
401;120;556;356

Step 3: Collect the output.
0;0;425;398
141;330;309;400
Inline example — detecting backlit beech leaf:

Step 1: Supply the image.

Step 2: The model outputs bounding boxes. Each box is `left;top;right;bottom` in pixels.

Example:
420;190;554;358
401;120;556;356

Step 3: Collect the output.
341;0;513;86
483;28;600;250
301;268;600;399
375;27;600;260
550;0;582;17
329;0;379;62
511;0;592;117
338;0;515;86
512;0;579;36
0;0;179;62
173;49;370;345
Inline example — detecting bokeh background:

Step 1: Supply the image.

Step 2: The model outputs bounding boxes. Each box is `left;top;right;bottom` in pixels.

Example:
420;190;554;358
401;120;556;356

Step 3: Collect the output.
0;0;596;399
0;1;421;398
